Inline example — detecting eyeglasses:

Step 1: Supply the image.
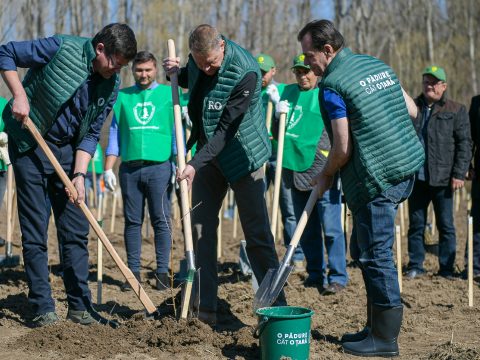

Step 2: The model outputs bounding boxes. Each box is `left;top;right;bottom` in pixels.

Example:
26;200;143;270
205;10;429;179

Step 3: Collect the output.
422;80;445;87
107;54;128;69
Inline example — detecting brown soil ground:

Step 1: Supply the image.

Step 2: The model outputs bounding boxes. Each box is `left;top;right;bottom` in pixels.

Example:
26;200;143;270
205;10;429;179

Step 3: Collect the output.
0;189;479;360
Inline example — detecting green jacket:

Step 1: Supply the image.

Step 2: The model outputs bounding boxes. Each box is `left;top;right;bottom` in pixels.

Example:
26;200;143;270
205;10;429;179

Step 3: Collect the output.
319;48;424;212
186;37;270;183
3;34;119;153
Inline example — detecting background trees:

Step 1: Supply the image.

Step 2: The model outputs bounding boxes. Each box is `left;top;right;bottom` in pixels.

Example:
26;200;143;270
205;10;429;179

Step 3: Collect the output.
0;0;479;105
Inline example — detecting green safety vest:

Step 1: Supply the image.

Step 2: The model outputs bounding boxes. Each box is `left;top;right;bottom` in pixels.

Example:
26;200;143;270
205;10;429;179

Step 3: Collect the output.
0;97;7;171
280;84;323;172
261;83;286;153
113;84;173;162
87;143;104;174
2;35;119;153
319;48;424;212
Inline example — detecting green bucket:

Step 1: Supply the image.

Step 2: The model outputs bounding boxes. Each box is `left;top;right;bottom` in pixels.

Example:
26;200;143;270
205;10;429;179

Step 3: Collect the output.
255;306;314;360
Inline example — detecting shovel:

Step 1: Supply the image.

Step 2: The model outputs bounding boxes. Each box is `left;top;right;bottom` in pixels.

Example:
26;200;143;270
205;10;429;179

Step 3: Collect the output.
253;185;319;311
0;164;20;267
167;39;196;319
24;117;158;316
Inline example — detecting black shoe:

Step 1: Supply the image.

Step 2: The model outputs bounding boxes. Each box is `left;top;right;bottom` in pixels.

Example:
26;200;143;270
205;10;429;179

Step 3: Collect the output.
341;298;371;343
342;305;403;357
436;270;456;280
321;282;345;296
404;268;425;280
121;272;141;292
155;272;170;291
304;276;323;288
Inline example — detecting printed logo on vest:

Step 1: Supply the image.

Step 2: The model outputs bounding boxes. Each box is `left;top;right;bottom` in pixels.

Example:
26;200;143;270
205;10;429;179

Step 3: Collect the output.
286;105;303;131
98;98;105;106
133;101;156;125
208;101;223;111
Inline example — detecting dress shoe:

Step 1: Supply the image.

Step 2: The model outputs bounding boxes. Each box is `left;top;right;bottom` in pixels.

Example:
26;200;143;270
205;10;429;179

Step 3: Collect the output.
322;282;345;295
404;268;425;279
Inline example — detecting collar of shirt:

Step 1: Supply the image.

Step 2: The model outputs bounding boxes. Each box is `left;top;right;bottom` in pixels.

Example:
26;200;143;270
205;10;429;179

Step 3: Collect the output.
135;80;158;90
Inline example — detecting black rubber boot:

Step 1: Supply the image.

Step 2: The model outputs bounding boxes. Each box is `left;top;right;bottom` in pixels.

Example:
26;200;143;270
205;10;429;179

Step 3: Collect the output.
120;272;141;292
341;298;371;343
342;305;403;357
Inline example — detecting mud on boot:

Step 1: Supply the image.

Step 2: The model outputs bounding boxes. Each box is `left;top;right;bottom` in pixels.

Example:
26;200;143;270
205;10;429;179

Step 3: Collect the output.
342;305;403;357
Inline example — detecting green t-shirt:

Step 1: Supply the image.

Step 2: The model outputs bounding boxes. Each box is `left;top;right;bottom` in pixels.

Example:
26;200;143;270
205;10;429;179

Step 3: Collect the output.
280;84;324;172
0;97;8;171
113;84;174;162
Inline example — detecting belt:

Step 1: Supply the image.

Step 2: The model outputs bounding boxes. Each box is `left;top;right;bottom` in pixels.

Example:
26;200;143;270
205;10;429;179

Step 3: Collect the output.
124;160;161;167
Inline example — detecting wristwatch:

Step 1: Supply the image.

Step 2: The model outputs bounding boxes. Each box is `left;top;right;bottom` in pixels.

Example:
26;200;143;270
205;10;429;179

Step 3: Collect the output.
72;172;86;179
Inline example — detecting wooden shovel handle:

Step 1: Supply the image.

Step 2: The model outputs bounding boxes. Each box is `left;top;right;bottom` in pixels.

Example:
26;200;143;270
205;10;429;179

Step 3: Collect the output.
24;118;157;314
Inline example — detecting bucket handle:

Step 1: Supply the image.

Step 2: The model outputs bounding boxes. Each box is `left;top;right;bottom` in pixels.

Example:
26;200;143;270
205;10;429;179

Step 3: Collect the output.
253;316;269;339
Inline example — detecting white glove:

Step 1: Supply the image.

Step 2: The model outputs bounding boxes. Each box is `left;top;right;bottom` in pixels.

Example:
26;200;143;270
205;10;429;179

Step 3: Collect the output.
275;100;289;118
104;169;117;191
0;132;7;146
0;144;10;165
266;84;280;105
182;106;192;128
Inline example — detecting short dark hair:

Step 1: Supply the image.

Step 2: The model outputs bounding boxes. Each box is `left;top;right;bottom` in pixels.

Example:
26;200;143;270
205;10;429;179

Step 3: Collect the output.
297;19;345;52
188;24;222;54
92;23;137;61
132;51;157;68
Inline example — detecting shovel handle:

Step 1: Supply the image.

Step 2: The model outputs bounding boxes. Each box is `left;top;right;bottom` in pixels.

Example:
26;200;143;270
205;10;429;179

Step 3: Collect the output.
289;185;319;249
24;117;157;315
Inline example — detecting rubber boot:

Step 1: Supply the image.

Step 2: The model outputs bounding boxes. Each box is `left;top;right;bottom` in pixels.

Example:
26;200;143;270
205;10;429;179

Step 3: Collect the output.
341;298;371;343
342;305;403;357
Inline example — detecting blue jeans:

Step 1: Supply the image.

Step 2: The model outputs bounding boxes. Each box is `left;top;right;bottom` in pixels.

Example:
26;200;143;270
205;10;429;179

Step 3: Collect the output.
265;163;302;260
291;185;348;286
350;178;414;307
119;161;172;274
407;180;456;273
10;141;91;315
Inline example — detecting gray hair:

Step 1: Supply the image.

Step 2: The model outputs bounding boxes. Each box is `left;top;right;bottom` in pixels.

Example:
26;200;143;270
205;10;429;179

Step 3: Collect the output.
188;24;222;54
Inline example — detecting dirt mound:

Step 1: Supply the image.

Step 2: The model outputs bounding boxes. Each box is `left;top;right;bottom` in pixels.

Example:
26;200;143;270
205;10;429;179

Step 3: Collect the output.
426;342;480;360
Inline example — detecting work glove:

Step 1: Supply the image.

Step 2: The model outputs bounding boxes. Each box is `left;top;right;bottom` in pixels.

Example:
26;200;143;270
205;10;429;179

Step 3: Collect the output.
182;106;192;129
275;100;289;118
266;84;280;105
104;169;117;192
0;132;10;165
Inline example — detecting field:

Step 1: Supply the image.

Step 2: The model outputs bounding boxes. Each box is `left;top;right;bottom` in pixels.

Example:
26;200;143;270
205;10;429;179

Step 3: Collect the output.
0;189;479;360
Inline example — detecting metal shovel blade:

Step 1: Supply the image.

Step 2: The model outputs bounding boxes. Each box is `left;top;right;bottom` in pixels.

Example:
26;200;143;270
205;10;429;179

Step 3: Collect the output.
253;263;293;311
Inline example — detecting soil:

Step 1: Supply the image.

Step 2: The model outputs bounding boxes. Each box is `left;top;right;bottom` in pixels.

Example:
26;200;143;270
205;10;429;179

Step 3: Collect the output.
0;190;479;360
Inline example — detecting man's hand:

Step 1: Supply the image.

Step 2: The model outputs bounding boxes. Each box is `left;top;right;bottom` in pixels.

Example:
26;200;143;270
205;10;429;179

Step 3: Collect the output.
66;176;85;206
12;94;30;126
451;177;465;191
266;84;280;105
162;56;180;77
104;169;117;191
311;172;334;198
176;164;196;190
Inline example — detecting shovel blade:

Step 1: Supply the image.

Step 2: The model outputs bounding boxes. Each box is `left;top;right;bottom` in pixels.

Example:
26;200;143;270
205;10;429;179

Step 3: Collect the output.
253;265;293;312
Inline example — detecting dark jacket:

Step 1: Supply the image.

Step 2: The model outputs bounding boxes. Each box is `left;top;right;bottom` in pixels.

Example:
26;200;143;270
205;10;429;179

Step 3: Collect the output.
469;95;480;198
414;94;472;186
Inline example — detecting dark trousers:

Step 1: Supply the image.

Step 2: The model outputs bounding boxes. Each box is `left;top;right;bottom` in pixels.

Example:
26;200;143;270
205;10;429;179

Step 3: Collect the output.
407;180;456;273
10;141;91;315
466;183;480;274
119;161;172;274
192;162;285;312
350;178;413;307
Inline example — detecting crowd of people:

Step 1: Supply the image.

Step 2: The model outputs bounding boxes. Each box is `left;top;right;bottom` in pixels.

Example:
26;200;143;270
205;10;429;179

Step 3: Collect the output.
0;18;479;358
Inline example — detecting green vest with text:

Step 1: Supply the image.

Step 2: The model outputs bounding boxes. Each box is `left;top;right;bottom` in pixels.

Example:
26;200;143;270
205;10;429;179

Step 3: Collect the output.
2;35;119;153
280;84;323;172
114;84;173;162
0;97;7;171
261;83;286;154
319;48;424;213
187;37;270;183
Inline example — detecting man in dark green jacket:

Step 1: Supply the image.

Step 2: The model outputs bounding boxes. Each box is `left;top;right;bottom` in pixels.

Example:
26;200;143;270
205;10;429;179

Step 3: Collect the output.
0;23;136;327
298;19;423;357
163;24;285;326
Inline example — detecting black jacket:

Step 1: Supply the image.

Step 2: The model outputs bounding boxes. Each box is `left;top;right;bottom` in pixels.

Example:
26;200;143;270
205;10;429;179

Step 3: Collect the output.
413;94;472;186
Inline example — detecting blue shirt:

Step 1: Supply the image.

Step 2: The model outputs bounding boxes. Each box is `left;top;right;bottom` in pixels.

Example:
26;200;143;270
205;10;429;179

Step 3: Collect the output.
323;89;347;120
0;36;117;156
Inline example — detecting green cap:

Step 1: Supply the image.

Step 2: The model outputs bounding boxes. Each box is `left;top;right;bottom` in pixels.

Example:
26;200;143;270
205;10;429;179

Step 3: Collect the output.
423;65;447;82
291;54;310;70
256;54;275;72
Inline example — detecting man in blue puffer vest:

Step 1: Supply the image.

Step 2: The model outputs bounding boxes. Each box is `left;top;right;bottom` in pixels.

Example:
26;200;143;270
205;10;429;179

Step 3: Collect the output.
0;23;137;327
163;24;286;327
298;20;423;357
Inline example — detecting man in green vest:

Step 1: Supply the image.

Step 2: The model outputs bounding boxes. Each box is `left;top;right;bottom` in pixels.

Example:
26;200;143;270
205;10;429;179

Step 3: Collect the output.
0;23;137;327
276;54;348;293
298;20;423;357
163;24;286;326
0;96;9;246
104;51;174;292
